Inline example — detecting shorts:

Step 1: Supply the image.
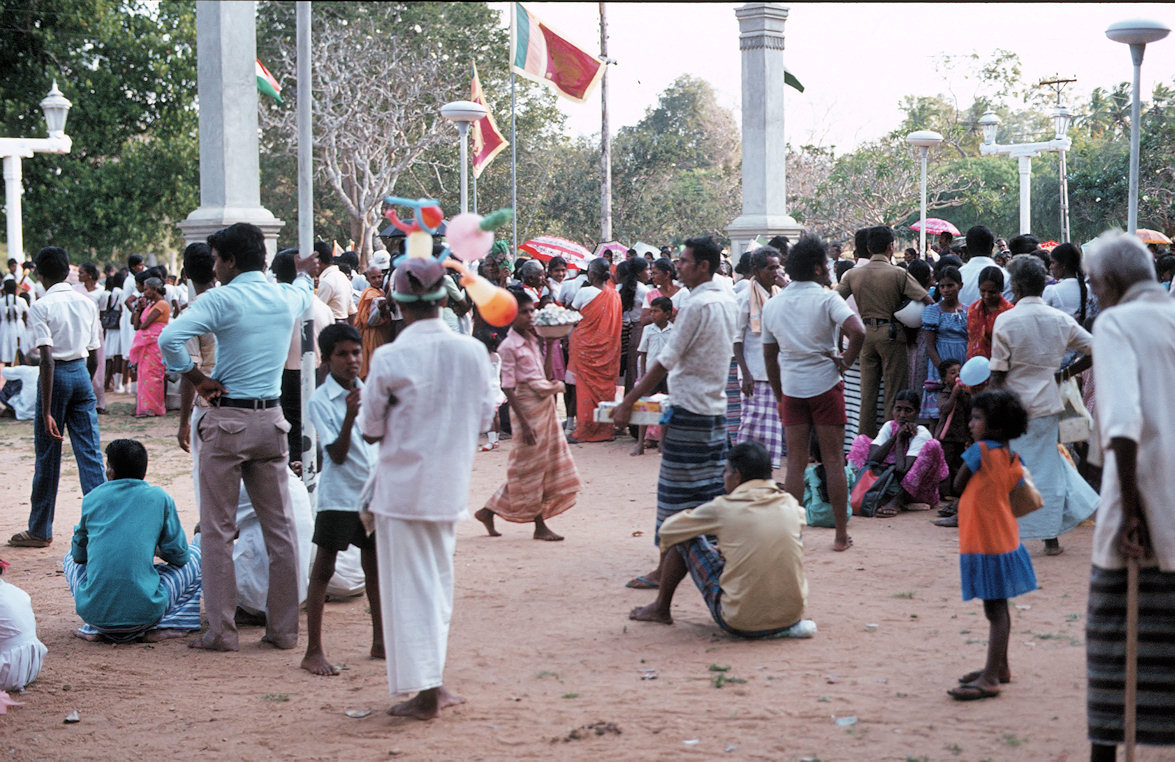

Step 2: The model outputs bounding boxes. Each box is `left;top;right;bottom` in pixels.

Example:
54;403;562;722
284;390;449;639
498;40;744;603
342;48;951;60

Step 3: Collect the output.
312;510;375;552
779;382;847;427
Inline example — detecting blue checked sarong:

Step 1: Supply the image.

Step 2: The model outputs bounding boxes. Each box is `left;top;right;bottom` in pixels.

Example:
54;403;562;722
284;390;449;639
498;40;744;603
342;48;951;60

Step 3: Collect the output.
64;544;203;643
736;380;786;467
655;407;727;544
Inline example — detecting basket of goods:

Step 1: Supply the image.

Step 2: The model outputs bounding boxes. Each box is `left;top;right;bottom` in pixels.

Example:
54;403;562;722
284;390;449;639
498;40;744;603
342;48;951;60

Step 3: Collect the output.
533;304;582;339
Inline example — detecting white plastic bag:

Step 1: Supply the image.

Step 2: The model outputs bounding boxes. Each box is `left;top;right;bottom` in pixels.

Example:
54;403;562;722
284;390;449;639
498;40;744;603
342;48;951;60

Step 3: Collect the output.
1057;377;1092;444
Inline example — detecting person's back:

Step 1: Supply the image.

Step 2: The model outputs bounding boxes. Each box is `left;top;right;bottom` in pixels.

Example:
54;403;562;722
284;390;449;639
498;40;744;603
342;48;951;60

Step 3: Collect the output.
71;478;188;629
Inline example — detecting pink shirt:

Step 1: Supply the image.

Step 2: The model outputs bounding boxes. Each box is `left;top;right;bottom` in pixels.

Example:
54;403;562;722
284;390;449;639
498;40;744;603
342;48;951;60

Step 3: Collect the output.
498;329;546;389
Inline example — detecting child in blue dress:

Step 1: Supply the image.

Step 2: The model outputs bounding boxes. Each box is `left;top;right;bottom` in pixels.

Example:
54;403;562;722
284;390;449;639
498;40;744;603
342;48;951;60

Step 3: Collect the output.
948;390;1038;701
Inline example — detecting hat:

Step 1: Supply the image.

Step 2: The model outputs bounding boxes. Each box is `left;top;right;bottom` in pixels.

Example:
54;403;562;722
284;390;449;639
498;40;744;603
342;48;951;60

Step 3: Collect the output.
371;251;391;271
391;257;447;302
959;356;990;387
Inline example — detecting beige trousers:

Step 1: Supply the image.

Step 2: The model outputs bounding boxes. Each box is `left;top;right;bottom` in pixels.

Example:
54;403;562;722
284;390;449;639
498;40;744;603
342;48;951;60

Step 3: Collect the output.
858;324;910;439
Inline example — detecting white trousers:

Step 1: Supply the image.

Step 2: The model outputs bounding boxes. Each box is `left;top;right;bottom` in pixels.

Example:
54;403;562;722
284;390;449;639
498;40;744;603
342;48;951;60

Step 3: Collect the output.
375;515;457;695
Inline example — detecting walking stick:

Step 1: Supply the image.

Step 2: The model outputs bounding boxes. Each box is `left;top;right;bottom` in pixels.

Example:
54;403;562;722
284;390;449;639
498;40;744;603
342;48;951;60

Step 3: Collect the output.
1123;556;1140;762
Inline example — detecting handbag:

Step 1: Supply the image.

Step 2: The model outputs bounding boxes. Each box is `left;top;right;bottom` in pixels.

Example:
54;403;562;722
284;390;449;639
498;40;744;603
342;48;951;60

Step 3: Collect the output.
1009;456;1044;518
1057;377;1092;443
803;463;854;528
100;303;121;331
850;463;900;518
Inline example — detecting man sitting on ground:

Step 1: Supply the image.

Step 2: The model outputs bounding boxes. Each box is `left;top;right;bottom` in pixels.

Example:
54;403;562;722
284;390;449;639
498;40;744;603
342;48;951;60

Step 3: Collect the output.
63;439;202;643
629;441;816;639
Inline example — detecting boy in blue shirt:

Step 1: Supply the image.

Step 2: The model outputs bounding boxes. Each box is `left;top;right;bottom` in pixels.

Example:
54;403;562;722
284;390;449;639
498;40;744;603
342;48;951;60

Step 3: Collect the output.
302;324;381;676
63;439;201;643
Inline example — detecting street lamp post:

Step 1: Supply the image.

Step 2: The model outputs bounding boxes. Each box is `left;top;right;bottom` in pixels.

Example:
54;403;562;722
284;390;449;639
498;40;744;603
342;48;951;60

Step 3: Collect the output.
440;100;488;215
0;82;73;260
906;130;943;256
978;108;1072;236
1052;105;1073;241
1106;18;1170;235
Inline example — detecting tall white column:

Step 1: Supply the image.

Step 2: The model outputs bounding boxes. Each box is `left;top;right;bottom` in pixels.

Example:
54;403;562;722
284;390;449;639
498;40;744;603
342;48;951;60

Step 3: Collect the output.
1018;155;1032;235
178;0;283;257
726;3;803;257
3;156;23;261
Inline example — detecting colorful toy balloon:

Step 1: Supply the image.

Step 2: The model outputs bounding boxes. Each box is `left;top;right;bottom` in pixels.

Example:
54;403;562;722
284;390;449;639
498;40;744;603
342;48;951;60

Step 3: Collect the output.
444;260;518;327
445;213;495;261
406;230;433;259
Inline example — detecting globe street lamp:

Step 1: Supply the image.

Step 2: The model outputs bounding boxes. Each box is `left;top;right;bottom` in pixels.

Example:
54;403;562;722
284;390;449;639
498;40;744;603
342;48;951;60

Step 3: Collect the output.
440;100;488;215
0;81;73;260
1052;104;1073;241
1106;18;1170;235
906;130;943;256
978;107;1071;236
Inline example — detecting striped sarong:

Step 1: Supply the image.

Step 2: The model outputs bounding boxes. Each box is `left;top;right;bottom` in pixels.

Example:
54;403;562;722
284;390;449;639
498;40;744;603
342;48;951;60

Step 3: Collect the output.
485;380;581;522
1087;564;1175;746
676;536;797;638
736;380;786;467
842;361;885;453
724;359;741;442
656;408;727;543
63;544;203;643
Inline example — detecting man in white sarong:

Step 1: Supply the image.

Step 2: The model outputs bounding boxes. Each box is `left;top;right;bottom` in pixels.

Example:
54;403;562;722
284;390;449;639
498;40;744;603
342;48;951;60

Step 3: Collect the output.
359;257;495;720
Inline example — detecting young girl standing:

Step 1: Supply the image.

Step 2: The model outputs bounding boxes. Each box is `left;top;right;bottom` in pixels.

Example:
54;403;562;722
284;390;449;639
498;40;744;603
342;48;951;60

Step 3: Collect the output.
948;389;1037;701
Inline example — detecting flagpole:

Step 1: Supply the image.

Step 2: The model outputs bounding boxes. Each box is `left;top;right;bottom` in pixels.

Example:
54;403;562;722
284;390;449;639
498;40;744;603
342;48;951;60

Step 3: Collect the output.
510;3;518;256
599;1;611;243
295;0;317;497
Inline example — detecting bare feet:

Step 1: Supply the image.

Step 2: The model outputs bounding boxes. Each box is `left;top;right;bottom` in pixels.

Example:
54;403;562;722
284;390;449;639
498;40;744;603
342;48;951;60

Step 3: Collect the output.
301;649;340;676
188;633;239;652
260;634;297;650
629;602;673;625
74;629;102;642
533;517;563;542
833;535;853;552
142;628;189;643
474;508;501;537
371;641;385;660
630;443;644;456
437;686;465;709
388;689;441;721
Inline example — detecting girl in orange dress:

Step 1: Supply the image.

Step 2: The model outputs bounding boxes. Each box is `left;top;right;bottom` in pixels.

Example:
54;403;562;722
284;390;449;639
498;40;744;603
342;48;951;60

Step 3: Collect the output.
948;389;1037;702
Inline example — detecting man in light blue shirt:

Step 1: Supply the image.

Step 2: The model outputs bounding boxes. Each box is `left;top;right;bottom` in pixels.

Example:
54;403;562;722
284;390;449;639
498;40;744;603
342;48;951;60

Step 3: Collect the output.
157;222;317;653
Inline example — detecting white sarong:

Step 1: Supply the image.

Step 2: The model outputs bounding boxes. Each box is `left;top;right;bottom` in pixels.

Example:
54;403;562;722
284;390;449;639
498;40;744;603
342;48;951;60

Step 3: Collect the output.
1013;413;1098;541
375;515;457;695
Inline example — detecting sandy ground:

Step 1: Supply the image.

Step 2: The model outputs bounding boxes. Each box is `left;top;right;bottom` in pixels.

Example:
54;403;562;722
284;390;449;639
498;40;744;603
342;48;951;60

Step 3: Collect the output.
0;393;1155;760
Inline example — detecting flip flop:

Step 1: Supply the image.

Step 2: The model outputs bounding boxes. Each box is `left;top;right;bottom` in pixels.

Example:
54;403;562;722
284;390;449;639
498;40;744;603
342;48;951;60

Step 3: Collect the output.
947;684;1000;701
8;531;51;548
874;506;899;518
625;575;659;590
958;671;1010;685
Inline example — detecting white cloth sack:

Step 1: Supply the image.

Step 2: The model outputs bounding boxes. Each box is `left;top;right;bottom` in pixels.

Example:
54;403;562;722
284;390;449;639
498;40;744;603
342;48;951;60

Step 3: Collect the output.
1;365;40;421
0;578;47;691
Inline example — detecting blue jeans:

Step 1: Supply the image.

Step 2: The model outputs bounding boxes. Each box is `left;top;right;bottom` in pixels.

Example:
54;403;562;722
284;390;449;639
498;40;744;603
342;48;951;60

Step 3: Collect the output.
30;359;105;539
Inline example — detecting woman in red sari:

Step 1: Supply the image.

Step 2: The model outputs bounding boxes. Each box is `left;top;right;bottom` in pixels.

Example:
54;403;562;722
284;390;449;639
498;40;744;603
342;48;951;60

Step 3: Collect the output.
127;277;170;417
966;266;1014;360
567;258;621;443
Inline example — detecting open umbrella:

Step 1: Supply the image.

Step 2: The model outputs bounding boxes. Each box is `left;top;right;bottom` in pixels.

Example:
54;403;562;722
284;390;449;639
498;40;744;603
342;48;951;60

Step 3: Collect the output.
1039;240;1060;251
518;236;592;269
909;218;960;236
1134;228;1172;245
593;240;628;260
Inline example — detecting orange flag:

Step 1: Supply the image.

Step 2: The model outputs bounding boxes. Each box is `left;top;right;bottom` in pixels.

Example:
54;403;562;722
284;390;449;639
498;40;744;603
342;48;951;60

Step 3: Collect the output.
471;63;508;179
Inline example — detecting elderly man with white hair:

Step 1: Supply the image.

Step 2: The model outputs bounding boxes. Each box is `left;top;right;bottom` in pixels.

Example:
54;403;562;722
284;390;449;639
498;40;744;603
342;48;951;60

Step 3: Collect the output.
1084;232;1175;759
989;254;1098;556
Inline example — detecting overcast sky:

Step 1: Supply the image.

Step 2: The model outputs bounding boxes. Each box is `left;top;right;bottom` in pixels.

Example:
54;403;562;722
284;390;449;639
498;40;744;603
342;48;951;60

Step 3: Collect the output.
492;3;1175;152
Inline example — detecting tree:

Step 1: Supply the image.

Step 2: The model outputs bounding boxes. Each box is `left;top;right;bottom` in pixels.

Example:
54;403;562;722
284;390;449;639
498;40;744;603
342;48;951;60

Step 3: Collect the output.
0;0;199;262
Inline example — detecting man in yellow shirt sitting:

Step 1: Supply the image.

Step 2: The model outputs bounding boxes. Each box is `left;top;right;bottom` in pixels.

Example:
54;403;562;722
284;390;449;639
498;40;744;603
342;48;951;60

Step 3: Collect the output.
629;441;816;638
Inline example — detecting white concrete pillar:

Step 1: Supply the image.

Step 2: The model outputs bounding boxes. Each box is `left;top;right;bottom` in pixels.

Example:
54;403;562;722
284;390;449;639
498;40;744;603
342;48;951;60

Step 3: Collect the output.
178;0;283;258
3;155;23;261
726;3;803;258
1018;155;1032;235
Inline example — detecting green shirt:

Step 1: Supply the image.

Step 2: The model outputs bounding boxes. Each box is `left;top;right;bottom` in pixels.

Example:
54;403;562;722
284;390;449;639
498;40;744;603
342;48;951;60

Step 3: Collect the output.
70;479;190;629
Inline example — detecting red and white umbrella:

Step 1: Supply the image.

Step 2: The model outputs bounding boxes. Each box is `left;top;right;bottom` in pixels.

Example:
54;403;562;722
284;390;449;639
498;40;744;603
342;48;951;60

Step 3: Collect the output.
593;240;628;259
909;218;960;236
518;236;593;269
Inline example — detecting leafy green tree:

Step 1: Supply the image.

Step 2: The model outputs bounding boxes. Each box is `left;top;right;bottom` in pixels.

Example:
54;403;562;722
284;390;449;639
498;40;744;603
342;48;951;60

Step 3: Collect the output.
0;0;198;263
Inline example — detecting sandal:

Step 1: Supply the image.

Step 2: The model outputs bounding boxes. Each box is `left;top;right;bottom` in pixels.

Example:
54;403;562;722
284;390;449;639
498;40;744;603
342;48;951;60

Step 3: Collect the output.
959;670;1010;685
625;575;659;590
874;505;899;518
8;531;52;548
947;683;1000;701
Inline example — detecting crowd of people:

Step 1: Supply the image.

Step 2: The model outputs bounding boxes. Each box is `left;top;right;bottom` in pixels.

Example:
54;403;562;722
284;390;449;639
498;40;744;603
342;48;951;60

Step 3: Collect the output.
0;220;1173;758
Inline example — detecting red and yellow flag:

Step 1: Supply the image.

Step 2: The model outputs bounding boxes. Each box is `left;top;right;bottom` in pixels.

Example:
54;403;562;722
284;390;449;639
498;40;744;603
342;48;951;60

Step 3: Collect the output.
470;63;508;179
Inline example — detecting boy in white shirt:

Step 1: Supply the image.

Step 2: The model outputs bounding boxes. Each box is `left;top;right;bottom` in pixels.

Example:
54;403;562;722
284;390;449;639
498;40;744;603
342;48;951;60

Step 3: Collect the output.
301;323;381;676
632;296;674;455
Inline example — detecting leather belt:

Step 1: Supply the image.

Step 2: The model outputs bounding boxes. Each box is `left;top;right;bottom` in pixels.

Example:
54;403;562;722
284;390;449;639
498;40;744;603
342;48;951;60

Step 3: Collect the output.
213;397;281;410
862;318;893;327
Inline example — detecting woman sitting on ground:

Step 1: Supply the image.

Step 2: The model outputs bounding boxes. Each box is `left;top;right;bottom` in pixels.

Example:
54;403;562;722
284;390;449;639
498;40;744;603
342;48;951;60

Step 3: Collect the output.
848;389;949;516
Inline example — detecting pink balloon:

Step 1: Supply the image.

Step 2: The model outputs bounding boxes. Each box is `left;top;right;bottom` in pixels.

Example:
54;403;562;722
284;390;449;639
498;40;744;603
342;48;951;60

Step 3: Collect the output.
446;213;494;261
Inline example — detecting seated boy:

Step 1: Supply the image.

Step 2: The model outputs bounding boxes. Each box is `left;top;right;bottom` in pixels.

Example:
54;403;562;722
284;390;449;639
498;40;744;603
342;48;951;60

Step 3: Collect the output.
629;441;816;638
64;439;201;643
301;324;381;676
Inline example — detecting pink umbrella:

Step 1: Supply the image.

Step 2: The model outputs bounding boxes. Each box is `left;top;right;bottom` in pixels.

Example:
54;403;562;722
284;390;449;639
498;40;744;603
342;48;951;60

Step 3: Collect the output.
518;236;593;269
909;218;960;236
593;240;628;259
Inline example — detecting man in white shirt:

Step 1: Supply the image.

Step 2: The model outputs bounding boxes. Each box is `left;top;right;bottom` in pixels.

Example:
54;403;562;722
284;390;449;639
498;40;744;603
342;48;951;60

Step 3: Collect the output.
613;235;737;589
359;257;495;720
314;242;357;322
733;247;784;469
1084;232;1175;757
958;226;1013;306
762;236;864;552
9;247;105;548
